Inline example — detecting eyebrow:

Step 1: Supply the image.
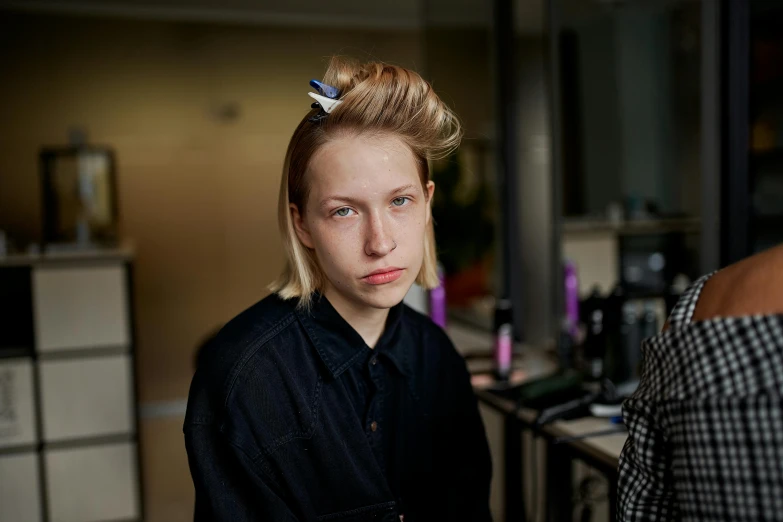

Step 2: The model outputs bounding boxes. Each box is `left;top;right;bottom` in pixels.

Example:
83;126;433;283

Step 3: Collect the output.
319;183;418;209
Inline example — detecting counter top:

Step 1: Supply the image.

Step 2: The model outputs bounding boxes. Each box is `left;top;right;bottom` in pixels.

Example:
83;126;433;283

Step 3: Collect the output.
474;385;626;468
547;416;627;468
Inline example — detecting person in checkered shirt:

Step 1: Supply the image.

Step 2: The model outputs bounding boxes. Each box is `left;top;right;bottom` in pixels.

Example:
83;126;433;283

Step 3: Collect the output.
618;244;783;521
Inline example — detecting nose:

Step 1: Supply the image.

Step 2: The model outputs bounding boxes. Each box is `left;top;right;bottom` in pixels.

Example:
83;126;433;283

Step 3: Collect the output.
364;212;395;257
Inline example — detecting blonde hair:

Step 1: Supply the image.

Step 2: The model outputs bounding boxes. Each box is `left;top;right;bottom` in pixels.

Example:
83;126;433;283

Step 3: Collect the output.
269;57;462;308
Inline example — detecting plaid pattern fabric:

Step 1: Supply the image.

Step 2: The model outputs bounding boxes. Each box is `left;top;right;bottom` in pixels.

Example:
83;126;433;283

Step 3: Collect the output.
618;273;783;521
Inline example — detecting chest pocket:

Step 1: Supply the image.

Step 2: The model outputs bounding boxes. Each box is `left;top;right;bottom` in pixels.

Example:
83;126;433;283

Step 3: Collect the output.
317;501;398;522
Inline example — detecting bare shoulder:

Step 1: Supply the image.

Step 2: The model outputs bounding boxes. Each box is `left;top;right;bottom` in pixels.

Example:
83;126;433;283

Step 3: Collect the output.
693;244;783;321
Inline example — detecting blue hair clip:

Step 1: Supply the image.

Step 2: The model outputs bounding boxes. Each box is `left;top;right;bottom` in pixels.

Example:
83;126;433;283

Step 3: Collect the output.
309;80;340;99
307;80;342;123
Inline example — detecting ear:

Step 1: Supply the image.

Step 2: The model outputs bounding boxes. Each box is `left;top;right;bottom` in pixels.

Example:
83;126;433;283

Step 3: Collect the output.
290;203;315;249
425;181;435;225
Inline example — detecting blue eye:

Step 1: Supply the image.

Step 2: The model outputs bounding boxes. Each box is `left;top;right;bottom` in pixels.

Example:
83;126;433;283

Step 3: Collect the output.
392;197;409;207
335;208;353;217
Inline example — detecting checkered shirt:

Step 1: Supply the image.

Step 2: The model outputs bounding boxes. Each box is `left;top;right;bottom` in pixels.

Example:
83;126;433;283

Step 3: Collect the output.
618;273;783;521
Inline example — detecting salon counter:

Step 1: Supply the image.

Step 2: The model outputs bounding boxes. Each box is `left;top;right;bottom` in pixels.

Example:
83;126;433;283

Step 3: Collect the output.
447;321;624;522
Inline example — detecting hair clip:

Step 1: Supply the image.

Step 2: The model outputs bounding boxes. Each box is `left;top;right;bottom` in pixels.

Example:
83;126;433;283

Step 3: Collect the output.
310;80;339;99
308;80;342;123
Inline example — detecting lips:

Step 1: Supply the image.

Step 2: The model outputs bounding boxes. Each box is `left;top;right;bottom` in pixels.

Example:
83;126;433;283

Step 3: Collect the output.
361;267;404;285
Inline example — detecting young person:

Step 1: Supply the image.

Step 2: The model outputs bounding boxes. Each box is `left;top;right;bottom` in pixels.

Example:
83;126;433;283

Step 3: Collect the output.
184;57;492;522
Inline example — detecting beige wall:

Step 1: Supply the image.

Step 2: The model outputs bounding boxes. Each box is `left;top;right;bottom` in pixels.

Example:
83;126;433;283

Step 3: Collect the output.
0;12;423;403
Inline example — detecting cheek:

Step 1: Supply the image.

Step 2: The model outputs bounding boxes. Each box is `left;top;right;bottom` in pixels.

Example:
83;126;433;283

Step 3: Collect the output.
310;222;363;267
394;208;427;240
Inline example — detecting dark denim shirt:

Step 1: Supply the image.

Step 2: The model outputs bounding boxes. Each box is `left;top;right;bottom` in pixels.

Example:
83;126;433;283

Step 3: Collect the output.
184;292;492;522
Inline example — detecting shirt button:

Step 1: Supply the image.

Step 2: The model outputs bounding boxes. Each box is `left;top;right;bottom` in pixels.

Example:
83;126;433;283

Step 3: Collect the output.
370;421;378;432
370;357;378;366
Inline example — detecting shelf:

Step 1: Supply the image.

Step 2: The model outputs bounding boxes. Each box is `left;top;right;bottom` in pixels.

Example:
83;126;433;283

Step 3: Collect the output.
0;240;135;267
37;345;130;361
562;217;701;236
0;347;33;359
43;432;137;452
0;443;37;457
1;346;132;360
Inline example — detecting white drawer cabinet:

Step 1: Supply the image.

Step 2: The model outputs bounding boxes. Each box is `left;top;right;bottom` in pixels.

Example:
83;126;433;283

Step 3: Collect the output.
46;442;140;522
33;265;130;353
0;249;141;521
40;354;134;441
0;452;43;522
0;358;37;448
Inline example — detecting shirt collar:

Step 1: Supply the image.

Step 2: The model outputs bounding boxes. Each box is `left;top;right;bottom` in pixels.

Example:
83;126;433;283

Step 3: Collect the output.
296;293;409;379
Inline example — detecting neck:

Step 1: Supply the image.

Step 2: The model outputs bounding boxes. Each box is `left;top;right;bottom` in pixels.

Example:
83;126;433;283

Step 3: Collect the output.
324;286;390;349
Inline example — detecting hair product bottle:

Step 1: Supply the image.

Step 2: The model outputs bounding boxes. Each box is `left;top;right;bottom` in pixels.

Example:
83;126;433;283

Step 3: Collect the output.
493;299;513;381
429;263;447;328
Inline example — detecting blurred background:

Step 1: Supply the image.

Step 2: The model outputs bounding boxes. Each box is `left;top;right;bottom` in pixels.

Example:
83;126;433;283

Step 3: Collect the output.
0;0;781;521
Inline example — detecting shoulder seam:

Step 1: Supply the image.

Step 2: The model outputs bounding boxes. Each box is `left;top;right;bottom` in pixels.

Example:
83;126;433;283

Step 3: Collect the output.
223;312;298;410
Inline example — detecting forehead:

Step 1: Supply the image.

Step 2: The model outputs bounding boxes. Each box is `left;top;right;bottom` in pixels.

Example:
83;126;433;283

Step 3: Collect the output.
306;134;421;195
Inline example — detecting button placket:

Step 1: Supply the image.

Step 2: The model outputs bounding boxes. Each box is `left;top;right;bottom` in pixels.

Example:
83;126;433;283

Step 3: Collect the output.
366;386;382;436
366;355;382;436
365;359;386;472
